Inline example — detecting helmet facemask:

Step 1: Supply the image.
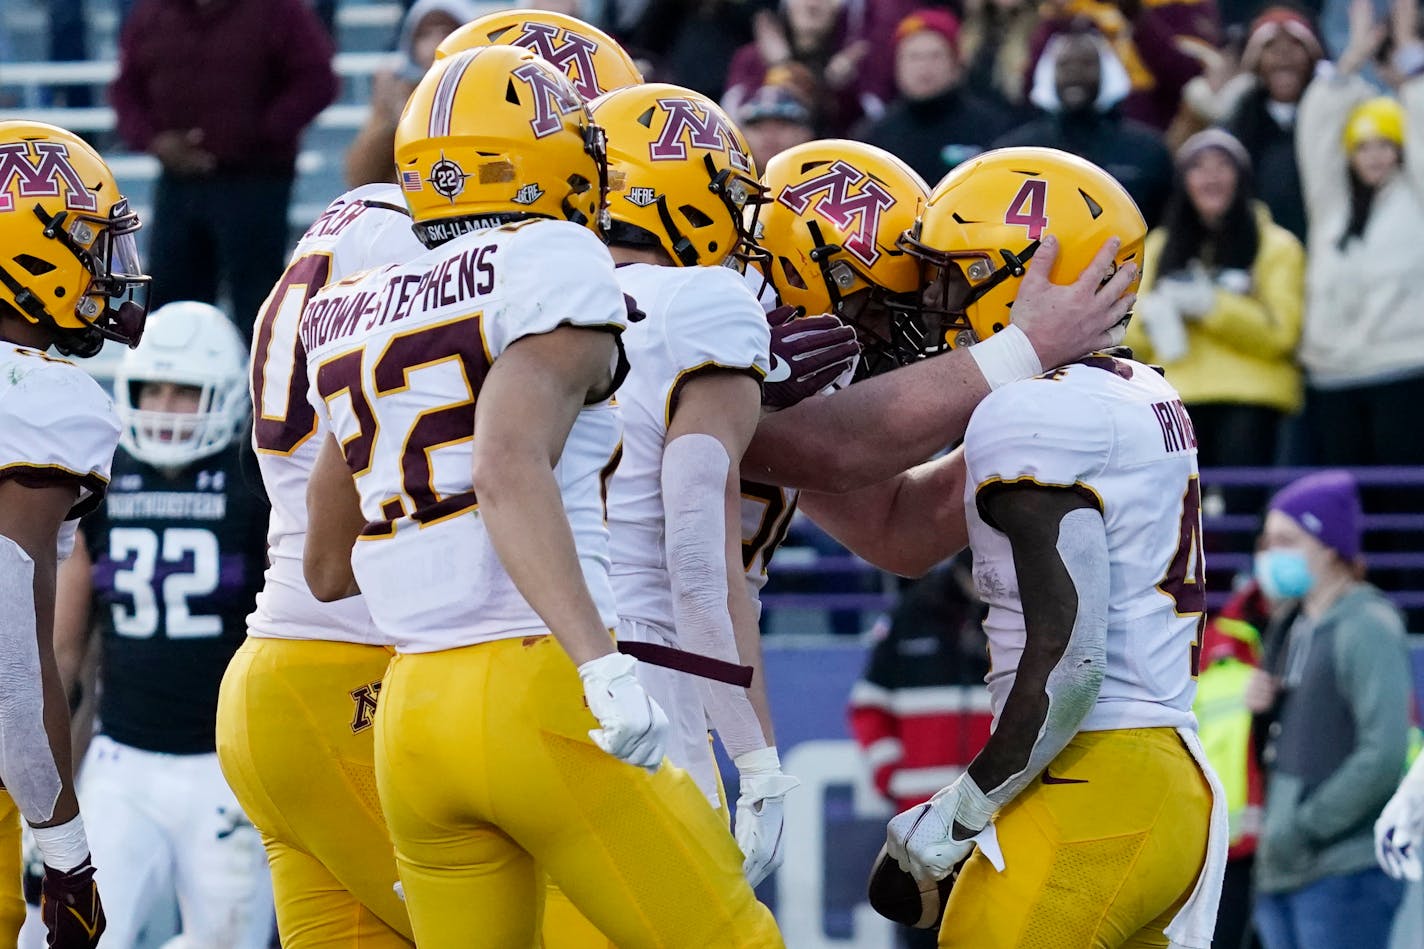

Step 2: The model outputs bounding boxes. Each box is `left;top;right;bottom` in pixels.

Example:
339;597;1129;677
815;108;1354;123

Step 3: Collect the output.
31;199;149;356
119;376;247;470
899;225;1042;355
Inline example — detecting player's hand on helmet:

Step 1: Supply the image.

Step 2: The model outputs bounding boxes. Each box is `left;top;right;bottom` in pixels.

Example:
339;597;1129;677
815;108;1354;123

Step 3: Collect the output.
1010;235;1138;369
1377;775;1424;880
886;781;980;882
763;305;860;410
578;652;668;771
733;748;801;886
40;857;105;948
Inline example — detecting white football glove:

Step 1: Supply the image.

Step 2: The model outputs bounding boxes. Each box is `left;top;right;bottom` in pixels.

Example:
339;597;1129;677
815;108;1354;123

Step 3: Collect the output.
578;652;668;772
1376;772;1424;880
885;775;992;882
733;747;801;887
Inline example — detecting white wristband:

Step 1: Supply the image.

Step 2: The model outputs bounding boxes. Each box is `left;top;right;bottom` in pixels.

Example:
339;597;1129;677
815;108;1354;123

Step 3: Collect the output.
952;773;996;833
734;746;782;776
968;324;1042;391
31;814;89;872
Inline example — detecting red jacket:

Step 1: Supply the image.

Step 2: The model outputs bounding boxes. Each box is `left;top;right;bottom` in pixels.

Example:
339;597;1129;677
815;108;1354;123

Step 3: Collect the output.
847;567;993;811
111;0;338;174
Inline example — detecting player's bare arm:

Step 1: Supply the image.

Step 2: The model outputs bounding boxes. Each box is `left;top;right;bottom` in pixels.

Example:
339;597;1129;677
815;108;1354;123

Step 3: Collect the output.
471;325;621;669
742;237;1137;494
304;434;367;602
884;482;1109;882
52;537;93;701
0;479;85;831
963;484;1107;814
797;449;969;578
664;370;773;743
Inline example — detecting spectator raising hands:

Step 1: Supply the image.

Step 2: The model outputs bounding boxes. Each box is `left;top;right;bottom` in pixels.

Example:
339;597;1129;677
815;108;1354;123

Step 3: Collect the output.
1295;0;1424;466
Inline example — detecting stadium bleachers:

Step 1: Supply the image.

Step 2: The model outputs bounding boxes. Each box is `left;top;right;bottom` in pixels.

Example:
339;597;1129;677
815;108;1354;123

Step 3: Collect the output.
0;0;512;244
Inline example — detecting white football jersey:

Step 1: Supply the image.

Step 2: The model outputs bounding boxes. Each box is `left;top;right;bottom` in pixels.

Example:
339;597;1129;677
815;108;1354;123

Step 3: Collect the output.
606;263;770;632
302;220;626;654
963;356;1204;732
0;344;119;559
247;185;425;645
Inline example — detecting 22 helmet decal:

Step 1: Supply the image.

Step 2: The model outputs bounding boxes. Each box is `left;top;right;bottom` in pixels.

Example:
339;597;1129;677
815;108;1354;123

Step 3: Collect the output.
901;146;1145;354
591;83;766;268
396;46;609;244
756;140;930;376
0;121;149;357
436;9;644;102
115;301;249;469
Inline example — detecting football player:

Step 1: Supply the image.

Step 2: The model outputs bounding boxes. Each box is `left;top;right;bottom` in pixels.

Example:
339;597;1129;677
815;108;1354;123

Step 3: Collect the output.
215;182;425;946
50;302;274;947
217;10;646;949
435;7;644;99
300;47;781;948
595;82;797;888
0;120;150;949
867;148;1224;948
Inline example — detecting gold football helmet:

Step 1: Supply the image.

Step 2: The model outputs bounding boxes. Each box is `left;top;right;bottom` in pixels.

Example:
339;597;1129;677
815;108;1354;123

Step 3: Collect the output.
436;9;643;102
395;45;608;244
756;140;930;374
0;121;149;357
590;83;764;267
902;146;1145;352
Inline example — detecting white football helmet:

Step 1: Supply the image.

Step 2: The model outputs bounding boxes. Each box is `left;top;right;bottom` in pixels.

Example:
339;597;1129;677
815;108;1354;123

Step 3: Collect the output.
114;301;249;469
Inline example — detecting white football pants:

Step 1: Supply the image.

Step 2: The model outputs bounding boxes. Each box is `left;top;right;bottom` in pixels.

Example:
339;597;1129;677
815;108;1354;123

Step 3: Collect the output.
23;734;275;948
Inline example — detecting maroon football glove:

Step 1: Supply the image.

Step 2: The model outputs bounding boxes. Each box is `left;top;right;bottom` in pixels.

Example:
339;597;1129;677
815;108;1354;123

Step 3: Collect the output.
41;858;105;949
763;305;861;410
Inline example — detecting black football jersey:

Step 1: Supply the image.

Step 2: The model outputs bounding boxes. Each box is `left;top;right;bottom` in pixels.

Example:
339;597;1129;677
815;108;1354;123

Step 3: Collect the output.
84;443;269;754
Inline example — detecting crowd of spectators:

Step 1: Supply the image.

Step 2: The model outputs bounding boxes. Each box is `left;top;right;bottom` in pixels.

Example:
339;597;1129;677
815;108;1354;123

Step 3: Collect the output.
16;0;1421;478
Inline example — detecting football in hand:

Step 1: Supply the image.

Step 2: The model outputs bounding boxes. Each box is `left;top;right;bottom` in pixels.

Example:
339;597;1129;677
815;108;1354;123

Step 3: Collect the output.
866;844;960;930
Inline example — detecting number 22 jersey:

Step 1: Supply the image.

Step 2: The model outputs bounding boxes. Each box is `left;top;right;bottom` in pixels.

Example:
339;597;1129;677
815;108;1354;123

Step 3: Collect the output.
301;220;627;653
963;356;1205;732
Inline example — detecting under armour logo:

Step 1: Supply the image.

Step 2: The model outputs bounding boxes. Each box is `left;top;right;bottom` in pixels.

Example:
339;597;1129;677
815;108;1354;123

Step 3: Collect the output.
0;140;99;214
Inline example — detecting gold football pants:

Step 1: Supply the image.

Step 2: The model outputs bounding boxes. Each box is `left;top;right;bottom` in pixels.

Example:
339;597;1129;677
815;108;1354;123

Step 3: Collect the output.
375;634;782;949
0;792;23;944
939;727;1212;949
216;636;413;947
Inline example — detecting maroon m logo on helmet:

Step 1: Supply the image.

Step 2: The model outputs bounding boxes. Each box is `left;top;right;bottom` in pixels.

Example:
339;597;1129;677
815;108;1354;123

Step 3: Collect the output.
647;98;752;173
777;161;896;267
0;141;99;214
510;22;604;101
512;61;586;139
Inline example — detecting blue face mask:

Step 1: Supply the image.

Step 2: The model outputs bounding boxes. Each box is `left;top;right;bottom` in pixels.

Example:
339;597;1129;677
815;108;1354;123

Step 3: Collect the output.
1254;549;1315;601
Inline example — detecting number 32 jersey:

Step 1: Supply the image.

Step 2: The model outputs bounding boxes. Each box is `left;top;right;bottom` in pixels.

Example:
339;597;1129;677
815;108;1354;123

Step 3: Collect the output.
84;445;269;753
963;356;1204;733
302;220;627;654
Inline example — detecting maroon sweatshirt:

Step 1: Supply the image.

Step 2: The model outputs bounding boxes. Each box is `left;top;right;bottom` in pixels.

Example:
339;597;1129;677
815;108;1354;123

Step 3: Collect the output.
111;0;338;175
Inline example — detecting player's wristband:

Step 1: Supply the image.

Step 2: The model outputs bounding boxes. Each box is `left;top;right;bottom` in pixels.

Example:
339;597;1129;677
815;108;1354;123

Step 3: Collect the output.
953;773;996;833
31;815;88;872
969;325;1043;391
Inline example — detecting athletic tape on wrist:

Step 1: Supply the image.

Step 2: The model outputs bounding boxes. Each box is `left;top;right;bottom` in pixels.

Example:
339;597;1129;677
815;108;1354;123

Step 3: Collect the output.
32;814;88;872
969;325;1043;391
